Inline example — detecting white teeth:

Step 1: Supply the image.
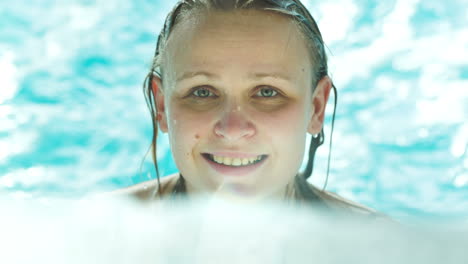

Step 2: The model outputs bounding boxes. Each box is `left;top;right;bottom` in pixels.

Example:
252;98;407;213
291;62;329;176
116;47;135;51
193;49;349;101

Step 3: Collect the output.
210;155;263;166
214;156;222;164
232;158;241;166
224;157;232;166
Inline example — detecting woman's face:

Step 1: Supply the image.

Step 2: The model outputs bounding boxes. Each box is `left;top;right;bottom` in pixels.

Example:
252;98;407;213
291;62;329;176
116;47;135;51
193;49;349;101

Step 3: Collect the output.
154;10;330;200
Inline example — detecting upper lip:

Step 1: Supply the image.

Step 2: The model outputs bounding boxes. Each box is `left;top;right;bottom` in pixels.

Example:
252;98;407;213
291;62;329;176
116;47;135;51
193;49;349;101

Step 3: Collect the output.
203;152;266;159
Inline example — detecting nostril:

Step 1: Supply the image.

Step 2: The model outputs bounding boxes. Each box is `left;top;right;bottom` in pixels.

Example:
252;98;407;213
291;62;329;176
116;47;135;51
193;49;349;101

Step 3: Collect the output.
213;106;255;140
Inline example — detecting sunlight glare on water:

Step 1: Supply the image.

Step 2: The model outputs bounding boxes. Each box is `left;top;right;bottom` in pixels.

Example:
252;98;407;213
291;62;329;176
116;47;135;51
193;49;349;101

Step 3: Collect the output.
0;52;19;104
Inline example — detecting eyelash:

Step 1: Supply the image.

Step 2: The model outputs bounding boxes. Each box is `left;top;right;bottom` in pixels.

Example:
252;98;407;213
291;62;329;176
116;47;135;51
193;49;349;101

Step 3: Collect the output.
188;86;281;98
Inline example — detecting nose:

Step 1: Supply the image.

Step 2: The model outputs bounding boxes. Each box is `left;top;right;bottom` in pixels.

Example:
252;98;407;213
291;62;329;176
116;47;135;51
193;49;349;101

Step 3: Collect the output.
214;103;255;141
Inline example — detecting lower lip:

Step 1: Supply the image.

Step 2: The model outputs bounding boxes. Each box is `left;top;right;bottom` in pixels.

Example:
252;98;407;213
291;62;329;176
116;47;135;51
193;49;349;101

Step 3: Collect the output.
202;155;267;176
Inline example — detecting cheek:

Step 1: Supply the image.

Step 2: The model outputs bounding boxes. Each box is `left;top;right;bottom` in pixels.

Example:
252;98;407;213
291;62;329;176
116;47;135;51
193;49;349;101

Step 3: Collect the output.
166;102;214;148
170;105;215;131
254;101;310;136
255;101;310;167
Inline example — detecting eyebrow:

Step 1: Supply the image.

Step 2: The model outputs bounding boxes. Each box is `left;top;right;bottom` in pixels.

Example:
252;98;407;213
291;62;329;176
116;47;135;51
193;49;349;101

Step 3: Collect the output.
249;72;292;82
176;71;292;82
176;71;219;82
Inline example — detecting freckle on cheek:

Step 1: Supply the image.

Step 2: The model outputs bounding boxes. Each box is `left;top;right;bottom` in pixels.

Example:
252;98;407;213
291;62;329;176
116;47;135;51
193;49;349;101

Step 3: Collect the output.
195;134;200;139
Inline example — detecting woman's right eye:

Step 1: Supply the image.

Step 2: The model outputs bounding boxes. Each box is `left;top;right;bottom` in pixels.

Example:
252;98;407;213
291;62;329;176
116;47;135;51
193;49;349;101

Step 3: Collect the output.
191;87;215;98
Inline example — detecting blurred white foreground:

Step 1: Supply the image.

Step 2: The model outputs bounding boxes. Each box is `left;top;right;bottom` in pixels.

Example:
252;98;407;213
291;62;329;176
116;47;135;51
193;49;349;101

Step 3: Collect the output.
0;195;467;264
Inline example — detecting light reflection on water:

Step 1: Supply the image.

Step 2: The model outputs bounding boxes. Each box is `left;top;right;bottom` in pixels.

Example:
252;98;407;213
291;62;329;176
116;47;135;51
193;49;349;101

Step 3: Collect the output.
0;0;467;219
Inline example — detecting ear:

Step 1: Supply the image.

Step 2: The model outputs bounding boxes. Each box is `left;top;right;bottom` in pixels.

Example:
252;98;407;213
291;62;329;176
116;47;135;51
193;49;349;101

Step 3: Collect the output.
152;76;168;133
308;76;332;134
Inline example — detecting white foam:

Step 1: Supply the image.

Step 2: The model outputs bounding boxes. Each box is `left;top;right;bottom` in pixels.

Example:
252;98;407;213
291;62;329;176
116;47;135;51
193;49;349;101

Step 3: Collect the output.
0;196;466;264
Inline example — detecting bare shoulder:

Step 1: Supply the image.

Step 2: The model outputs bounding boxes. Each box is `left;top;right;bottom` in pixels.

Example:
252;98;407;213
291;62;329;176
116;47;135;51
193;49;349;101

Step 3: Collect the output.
307;183;389;219
109;173;180;201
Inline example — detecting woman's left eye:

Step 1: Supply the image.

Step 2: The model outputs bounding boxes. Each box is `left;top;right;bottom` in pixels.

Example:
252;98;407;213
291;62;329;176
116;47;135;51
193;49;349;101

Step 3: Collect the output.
255;87;278;97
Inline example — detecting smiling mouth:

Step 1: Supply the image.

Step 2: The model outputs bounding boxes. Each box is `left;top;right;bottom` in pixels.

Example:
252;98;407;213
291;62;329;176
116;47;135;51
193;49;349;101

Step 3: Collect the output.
202;153;268;167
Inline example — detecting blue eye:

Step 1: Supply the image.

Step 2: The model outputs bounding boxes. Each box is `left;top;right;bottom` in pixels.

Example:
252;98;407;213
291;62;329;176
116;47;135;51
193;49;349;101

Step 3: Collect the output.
256;87;278;97
192;87;214;97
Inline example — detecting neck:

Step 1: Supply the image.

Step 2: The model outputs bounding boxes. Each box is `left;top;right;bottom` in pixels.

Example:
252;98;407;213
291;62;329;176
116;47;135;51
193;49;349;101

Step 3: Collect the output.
178;174;297;204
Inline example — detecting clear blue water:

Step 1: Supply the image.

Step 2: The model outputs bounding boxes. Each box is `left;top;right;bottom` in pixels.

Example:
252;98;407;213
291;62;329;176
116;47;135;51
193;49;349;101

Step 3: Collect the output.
0;0;467;219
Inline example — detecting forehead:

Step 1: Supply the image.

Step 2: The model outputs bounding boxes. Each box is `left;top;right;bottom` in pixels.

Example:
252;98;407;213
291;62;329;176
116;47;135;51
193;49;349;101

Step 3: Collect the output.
164;10;312;83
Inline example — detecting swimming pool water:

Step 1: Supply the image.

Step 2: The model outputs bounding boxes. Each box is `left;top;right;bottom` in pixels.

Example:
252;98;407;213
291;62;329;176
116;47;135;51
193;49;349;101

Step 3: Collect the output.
0;0;467;220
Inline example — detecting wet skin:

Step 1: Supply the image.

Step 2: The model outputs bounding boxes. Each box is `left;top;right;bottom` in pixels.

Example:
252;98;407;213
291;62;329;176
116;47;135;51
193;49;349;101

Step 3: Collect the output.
152;10;331;201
